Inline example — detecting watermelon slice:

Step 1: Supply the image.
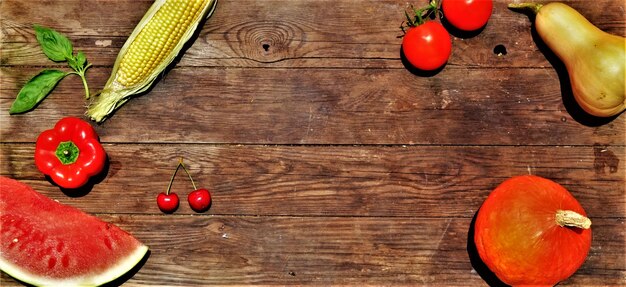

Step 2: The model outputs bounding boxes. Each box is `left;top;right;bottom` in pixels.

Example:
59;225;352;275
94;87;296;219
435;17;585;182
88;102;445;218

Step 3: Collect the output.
0;176;148;286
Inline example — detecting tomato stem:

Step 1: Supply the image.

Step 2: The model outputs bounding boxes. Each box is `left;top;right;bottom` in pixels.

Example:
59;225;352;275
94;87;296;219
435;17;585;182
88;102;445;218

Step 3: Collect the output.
403;0;440;28
556;210;591;229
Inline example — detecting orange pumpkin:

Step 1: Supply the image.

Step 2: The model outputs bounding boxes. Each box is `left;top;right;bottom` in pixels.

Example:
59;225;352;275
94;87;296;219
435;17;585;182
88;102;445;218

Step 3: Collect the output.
474;175;592;286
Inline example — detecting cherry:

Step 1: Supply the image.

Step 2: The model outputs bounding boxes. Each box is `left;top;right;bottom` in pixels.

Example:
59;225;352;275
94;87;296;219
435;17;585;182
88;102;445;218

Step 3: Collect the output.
178;159;212;213
157;158;186;213
157;192;179;213
188;188;211;212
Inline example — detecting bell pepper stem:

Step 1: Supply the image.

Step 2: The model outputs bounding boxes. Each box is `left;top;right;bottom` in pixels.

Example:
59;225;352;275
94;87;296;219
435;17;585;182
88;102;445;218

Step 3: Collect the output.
556;210;592;229
55;141;80;165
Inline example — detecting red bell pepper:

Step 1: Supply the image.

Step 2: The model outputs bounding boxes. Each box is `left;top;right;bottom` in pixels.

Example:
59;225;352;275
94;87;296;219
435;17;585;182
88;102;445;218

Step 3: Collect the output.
35;117;106;189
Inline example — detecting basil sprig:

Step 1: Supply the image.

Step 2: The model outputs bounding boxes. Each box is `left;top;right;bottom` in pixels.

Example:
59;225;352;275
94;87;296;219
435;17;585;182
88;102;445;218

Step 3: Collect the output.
9;25;92;115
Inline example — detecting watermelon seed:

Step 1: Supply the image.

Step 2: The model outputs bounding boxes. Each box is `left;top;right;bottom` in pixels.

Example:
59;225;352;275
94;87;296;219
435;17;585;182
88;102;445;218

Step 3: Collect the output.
48;257;57;269
61;255;70;268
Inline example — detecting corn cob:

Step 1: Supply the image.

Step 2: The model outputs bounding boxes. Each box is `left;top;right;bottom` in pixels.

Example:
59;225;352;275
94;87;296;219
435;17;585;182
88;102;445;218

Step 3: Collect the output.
87;0;217;122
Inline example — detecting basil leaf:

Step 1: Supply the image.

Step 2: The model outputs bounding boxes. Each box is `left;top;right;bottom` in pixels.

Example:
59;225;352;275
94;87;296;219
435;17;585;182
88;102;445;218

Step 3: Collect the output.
67;56;79;71
75;51;87;68
67;51;87;72
34;25;73;62
9;69;68;114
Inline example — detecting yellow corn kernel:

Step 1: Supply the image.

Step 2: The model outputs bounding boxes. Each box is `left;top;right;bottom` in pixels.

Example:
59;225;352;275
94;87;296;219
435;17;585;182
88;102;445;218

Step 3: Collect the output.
117;0;204;87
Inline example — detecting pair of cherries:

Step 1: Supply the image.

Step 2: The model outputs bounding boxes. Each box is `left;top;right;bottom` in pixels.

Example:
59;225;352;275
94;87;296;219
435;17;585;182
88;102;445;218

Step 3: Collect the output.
157;158;211;213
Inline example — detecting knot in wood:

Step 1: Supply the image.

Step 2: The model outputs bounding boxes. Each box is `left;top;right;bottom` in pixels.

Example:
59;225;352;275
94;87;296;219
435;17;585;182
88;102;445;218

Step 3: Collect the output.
233;21;303;63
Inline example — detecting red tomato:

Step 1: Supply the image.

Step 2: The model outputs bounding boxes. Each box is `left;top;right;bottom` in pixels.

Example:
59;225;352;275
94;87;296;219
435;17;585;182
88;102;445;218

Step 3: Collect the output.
401;21;452;71
442;0;493;31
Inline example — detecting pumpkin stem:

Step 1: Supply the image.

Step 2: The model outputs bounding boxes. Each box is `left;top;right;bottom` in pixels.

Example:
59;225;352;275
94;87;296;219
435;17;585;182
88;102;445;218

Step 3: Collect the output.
556;210;591;229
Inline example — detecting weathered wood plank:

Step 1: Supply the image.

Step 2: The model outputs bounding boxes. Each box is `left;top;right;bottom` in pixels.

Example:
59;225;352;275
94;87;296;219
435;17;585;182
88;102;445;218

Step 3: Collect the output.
1;0;624;68
1;67;624;145
1;0;624;286
2;144;623;217
1;216;623;286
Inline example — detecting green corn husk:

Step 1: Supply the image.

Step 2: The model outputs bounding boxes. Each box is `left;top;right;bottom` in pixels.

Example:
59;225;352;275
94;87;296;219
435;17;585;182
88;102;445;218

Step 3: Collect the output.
87;0;218;123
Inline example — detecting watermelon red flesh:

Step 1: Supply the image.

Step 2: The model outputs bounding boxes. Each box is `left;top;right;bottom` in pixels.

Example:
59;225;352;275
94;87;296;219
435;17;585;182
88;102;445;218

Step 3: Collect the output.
0;176;148;286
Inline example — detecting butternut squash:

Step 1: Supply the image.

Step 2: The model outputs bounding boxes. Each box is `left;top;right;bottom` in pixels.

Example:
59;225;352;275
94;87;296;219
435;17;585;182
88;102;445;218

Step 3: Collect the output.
510;2;625;117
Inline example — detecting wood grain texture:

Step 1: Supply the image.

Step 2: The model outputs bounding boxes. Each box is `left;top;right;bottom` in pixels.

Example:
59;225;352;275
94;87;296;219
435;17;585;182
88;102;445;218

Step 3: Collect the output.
1;0;625;286
1;215;624;286
1;0;624;68
1;66;624;145
1;144;624;217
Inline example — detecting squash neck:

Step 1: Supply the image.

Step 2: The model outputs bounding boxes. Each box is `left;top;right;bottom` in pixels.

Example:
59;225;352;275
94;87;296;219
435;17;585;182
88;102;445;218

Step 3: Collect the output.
508;3;543;15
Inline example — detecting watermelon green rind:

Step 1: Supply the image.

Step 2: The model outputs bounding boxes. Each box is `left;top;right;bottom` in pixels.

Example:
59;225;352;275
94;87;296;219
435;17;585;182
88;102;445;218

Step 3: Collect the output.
0;176;149;286
0;245;148;287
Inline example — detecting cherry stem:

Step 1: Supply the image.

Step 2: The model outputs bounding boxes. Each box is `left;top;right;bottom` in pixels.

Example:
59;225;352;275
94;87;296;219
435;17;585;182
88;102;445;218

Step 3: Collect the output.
165;157;199;195
179;158;198;190
556;210;592;229
165;159;182;195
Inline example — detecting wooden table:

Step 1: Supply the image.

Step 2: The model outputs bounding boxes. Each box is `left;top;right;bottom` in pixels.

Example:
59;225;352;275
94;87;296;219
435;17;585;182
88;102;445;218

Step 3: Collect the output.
1;0;624;285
